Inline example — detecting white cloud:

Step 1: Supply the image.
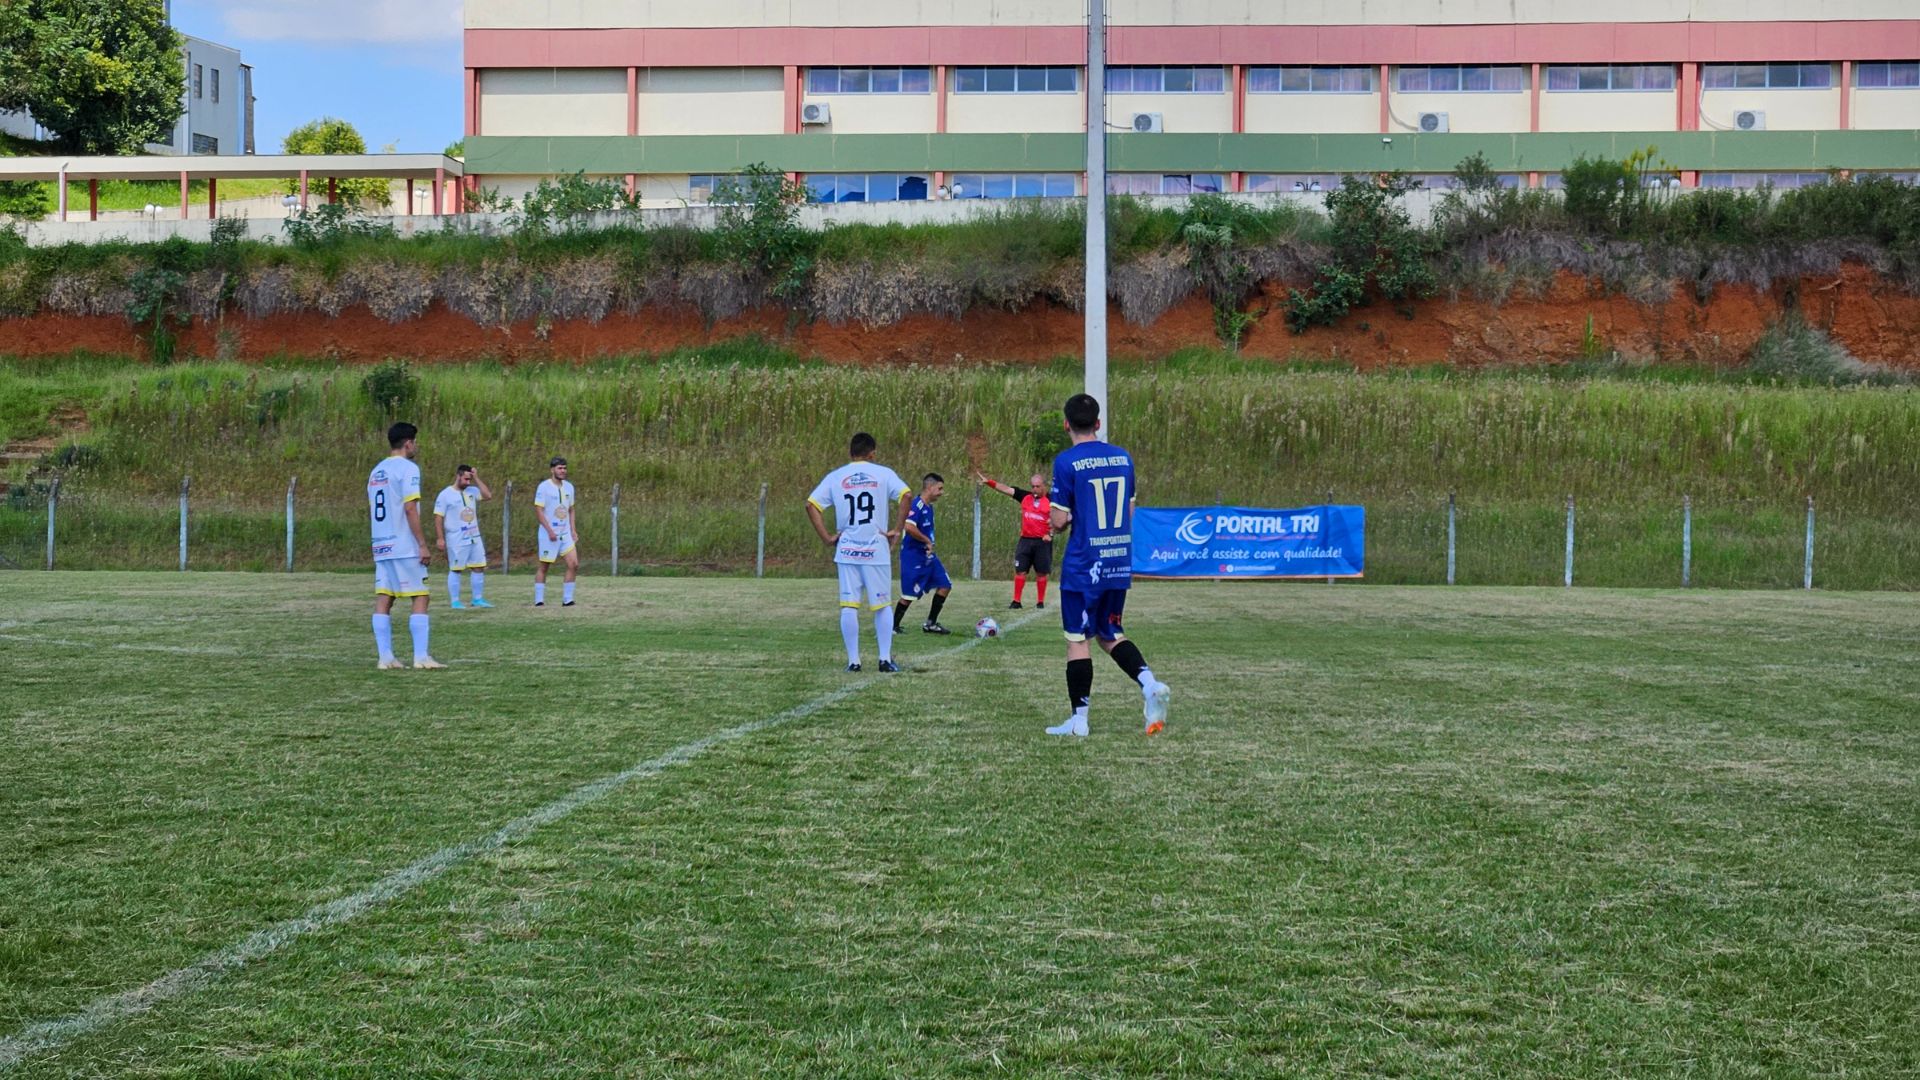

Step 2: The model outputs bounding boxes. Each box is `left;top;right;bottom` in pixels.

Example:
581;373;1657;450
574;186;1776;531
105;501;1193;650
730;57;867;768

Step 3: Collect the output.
192;0;462;45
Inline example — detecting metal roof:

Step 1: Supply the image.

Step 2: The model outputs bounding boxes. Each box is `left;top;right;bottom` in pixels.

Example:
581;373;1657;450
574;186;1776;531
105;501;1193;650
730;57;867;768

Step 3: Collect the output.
0;154;465;182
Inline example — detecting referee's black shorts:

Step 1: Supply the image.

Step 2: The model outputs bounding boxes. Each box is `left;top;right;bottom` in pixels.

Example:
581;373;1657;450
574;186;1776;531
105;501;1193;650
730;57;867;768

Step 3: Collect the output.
1014;536;1053;575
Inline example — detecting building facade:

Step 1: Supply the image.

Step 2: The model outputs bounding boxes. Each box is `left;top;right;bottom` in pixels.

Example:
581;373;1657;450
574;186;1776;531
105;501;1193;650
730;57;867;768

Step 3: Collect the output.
461;0;1920;205
147;34;255;156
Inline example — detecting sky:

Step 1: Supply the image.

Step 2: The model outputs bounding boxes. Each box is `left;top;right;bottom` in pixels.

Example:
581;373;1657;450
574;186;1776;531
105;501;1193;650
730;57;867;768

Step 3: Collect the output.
171;0;464;155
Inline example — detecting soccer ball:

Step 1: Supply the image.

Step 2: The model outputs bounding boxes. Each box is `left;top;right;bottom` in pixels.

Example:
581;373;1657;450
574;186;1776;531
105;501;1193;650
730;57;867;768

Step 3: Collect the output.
974;617;1001;639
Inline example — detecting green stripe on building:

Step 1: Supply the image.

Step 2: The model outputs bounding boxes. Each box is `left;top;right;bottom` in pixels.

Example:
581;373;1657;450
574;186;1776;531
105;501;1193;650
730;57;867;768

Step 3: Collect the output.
466;131;1920;176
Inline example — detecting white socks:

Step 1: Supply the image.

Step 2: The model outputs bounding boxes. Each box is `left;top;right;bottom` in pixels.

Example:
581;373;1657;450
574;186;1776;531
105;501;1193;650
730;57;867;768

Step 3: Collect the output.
563;581;576;604
409;614;430;661
1138;666;1158;689
371;614;394;661
470;572;485;601
840;607;861;664
534;582;546;604
446;572;461;605
873;608;894;663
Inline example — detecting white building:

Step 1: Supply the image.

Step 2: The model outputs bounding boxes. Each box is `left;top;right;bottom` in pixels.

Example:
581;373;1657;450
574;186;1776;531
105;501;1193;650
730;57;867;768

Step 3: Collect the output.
147;34;255;156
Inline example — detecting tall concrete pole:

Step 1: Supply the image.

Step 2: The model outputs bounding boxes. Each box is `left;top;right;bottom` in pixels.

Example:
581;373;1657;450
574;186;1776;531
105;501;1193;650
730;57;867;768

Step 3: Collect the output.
1085;0;1109;435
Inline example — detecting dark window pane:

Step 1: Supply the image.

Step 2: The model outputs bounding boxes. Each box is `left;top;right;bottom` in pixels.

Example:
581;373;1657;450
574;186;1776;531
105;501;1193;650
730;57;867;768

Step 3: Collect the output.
1643;65;1675;90
1015;175;1043;198
871;67;901;93
955;67;984;93
1164;66;1194;92
1048;67;1079;92
1460;66;1490;91
1310;67;1336;93
985;174;1013;199
807;175;835;202
1895;62;1920;87
1800;63;1832;88
1546;66;1576;90
1279;67;1308;92
807;68;838;94
840;67;870;93
1398;67;1429;92
1343;67;1373;92
1106;67;1132;92
986;67;1016;92
1017;66;1046;92
1702;65;1732;89
950;174;982;198
837;174;866;202
901;67;931;93
1194;67;1225;93
898;174;929;201
1247;67;1281;93
1492;66;1525;91
1191;173;1223;193
1137;67;1164;92
1044;174;1076;197
1736;64;1767;88
866;174;895;202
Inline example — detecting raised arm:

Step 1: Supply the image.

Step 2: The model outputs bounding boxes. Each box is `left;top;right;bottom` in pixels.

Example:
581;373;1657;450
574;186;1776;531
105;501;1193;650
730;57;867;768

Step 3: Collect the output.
474;472;493;501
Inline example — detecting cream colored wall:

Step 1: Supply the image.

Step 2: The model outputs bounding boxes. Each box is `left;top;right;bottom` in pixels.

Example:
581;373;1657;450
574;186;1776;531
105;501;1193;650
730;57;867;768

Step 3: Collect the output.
1540;91;1676;132
1244;93;1379;134
1850;90;1920;131
470;0;1920;29
1386;91;1529;133
637;67;784;134
480;69;627;136
1107;92;1232;133
1700;89;1839;130
946;93;1085;134
806;94;939;134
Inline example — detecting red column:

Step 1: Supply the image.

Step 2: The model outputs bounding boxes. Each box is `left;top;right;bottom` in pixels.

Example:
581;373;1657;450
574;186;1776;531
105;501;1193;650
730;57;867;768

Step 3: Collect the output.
627;66;639;135
936;65;948;134
1528;63;1543;189
1230;64;1245;192
208;177;217;219
1679;62;1700;188
1840;60;1852;130
1379;64;1391;133
88;178;98;221
433;168;445;215
178;171;189;220
328;177;338;206
298;170;309;210
406;178;415;216
465;68;479;136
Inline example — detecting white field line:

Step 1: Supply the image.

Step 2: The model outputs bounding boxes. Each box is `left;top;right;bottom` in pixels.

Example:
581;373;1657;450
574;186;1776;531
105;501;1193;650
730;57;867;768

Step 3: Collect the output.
0;631;650;671
0;611;1043;1071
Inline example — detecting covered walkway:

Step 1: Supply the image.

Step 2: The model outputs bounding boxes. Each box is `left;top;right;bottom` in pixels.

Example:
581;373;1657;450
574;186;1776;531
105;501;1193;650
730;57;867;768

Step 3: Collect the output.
0;153;469;221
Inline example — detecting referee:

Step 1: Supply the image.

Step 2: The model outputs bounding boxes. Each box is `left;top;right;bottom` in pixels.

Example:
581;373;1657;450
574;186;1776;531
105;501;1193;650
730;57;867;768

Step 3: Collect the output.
976;470;1054;610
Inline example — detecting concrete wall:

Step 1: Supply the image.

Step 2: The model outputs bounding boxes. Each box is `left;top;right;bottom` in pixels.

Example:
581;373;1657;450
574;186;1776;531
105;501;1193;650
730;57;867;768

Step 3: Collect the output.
640;67;785;134
148;36;246;155
1700;88;1841;131
946;92;1085;134
1246;92;1378;135
1109;91;1232;134
479;68;628;137
1541;91;1678;132
1852;89;1920;130
1388;90;1531;134
804;91;938;135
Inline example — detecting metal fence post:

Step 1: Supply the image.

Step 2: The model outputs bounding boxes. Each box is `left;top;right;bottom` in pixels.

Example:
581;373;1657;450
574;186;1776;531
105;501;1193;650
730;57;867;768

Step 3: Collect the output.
1682;495;1692;588
972;483;983;581
1446;492;1456;586
285;476;297;573
501;480;512;573
44;477;58;570
1564;495;1575;588
756;482;768;579
1804;495;1815;591
609;482;622;577
178;476;191;571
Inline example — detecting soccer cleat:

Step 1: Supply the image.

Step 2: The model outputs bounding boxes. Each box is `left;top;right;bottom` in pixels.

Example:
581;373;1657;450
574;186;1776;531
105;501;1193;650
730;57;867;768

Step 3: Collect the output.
562;601;576;607
877;660;900;673
1046;715;1089;738
449;600;466;610
847;662;863;673
1036;602;1046;610
413;656;447;670
922;621;951;636
470;599;494;609
376;658;406;671
1008;600;1024;609
534;601;545;607
1143;680;1170;736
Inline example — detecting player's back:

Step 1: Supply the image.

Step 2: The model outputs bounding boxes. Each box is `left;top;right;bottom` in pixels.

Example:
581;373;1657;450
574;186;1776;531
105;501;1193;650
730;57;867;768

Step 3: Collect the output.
1051;440;1134;592
369;457;422;561
810;461;908;564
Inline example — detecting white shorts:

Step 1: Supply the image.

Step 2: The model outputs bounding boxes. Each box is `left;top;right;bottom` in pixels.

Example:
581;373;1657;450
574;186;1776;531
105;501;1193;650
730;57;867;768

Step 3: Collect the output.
374;556;429;598
447;536;487;571
837;562;893;611
538;530;576;564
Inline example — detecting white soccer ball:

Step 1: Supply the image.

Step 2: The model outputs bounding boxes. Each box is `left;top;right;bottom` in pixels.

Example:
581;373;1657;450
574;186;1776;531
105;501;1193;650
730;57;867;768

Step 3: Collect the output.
974;617;1001;639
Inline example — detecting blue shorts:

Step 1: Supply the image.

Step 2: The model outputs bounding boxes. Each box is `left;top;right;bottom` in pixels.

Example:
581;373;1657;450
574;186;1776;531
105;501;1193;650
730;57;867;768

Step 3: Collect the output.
900;549;952;599
1060;588;1127;642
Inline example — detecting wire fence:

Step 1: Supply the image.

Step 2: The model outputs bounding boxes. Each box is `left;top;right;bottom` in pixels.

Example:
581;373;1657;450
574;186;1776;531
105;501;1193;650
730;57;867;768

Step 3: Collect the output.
0;474;1886;591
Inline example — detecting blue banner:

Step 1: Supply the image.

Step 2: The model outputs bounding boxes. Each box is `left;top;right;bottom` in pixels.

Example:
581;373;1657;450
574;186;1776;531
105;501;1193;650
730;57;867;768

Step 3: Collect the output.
1132;505;1365;579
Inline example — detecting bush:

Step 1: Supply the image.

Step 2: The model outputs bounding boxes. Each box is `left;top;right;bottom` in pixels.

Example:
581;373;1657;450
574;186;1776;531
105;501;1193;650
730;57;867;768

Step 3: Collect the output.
284;204;397;249
519;172;635;235
1746;313;1882;384
713;165;814;301
359;361;419;417
1285;174;1435;332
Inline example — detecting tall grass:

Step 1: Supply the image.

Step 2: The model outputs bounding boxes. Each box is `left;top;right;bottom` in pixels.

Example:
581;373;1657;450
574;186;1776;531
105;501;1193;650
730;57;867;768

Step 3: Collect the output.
2;349;1915;587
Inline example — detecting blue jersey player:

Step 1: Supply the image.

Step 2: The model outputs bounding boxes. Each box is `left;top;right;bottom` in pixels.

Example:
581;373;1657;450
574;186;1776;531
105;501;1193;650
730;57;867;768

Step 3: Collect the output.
894;473;955;635
1045;394;1170;737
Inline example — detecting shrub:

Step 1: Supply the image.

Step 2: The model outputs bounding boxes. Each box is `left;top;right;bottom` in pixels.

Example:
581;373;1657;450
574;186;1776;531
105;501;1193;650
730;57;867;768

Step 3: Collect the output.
1746;313;1880;384
519;172;634;235
284;204;397;249
1285;174;1435;333
712;165;814;301
359;360;419;417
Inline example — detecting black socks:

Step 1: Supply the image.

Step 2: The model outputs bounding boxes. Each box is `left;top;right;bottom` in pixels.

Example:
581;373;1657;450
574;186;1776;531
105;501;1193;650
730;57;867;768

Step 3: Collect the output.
927;593;947;624
1109;639;1149;685
1067;658;1094;711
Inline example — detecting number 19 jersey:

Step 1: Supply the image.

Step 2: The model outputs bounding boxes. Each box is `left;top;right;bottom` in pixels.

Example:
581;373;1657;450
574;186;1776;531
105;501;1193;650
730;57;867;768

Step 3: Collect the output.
368;455;423;561
1051;440;1134;593
808;461;910;566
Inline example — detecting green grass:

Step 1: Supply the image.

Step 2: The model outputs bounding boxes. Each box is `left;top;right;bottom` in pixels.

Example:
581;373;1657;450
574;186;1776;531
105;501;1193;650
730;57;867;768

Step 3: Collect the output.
1;575;1917;1075
1;352;1916;587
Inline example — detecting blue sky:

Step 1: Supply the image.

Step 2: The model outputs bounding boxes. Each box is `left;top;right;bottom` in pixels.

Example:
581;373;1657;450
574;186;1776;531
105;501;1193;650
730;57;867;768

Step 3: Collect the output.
172;0;464;154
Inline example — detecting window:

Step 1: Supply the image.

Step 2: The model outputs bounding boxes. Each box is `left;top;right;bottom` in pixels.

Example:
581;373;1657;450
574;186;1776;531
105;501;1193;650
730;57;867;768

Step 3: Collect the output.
190;133;218;154
1246;174;1341;193
1247;66;1374;94
1107;173;1227;196
210;68;220;103
1545;65;1675;91
1106;66;1227;94
1699;172;1831;190
951;67;1079;94
1856;61;1920;88
1396;66;1526;93
689;174;741;203
1702;63;1834;89
193;63;203;99
806;67;933;94
946;173;1077;199
805;173;931;203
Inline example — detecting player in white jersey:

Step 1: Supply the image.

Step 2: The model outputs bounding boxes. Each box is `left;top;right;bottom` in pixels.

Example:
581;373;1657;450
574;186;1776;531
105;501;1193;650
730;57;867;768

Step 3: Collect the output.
367;422;443;670
533;456;581;607
433;464;493;609
806;432;913;673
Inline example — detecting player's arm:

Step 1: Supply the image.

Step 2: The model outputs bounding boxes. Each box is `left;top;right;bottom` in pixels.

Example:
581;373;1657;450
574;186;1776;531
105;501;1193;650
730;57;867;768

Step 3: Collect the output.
474;473;492;501
1048;461;1073;533
903;517;933;548
887;491;911;548
433;504;448;552
805;499;836;547
534;499;556;541
406;498;430;565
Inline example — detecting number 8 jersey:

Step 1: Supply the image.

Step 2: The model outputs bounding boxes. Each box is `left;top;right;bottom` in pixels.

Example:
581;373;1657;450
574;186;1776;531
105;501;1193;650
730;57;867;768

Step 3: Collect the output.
1051;440;1134;593
368;456;423;561
808;461;910;565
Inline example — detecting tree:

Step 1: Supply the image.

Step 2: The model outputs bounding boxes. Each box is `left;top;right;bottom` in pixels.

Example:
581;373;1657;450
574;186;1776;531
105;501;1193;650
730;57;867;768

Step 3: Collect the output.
282;118;390;209
0;0;183;154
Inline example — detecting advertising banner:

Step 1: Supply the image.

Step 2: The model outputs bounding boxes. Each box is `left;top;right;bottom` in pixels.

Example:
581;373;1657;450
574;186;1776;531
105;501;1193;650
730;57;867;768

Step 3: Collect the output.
1132;505;1365;579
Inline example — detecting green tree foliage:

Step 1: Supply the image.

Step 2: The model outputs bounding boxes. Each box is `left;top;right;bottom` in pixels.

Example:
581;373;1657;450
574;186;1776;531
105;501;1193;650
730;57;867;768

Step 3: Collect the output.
282;118;389;209
713;164;814;301
1285;174;1436;333
0;0;183;154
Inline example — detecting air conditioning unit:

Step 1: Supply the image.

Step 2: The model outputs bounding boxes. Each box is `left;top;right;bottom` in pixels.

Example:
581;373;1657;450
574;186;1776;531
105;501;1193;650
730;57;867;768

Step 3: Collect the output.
1131;112;1164;133
800;102;831;125
1417;111;1450;133
1733;109;1766;131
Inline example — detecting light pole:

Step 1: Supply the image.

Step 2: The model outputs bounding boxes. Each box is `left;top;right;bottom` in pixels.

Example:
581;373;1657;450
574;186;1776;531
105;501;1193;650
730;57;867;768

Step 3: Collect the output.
1085;0;1109;435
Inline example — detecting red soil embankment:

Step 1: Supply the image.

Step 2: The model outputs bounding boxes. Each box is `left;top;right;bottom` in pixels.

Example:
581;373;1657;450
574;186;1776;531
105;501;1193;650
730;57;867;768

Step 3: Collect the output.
8;265;1919;367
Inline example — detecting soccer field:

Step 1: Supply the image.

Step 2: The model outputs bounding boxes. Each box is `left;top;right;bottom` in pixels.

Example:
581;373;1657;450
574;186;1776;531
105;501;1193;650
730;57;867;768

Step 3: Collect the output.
2;574;1917;1077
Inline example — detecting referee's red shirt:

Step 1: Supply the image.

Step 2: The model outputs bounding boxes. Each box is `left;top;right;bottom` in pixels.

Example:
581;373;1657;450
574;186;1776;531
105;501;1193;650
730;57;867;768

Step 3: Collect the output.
1020;492;1051;539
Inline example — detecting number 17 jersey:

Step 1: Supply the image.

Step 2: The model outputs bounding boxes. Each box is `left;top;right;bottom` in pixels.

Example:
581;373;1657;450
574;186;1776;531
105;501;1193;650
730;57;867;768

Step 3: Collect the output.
1051;440;1134;593
808;461;910;566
